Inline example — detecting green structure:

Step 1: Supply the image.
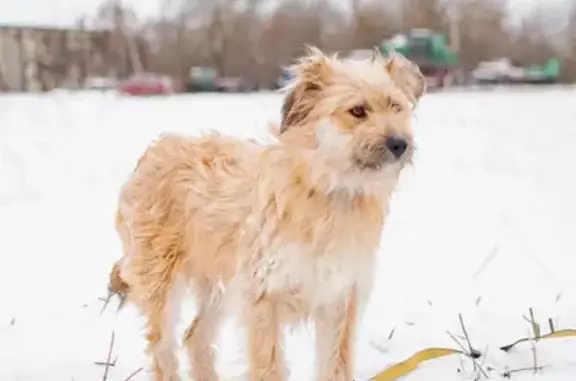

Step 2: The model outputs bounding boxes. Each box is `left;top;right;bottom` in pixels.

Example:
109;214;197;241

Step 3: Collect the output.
523;58;561;84
186;66;219;92
472;57;562;85
380;29;459;89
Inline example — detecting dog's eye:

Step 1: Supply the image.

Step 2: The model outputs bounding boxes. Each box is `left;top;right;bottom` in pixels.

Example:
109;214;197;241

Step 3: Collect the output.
349;105;367;118
390;102;402;113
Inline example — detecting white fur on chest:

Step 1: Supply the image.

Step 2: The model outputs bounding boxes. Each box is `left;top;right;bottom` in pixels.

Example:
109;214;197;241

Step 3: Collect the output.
255;242;376;309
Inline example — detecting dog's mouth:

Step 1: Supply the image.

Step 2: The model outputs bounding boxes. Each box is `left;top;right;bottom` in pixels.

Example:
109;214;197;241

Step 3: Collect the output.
353;157;387;171
352;149;413;172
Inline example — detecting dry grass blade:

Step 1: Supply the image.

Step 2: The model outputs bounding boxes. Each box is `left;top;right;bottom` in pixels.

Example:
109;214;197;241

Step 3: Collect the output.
475;296;482;306
95;356;117;367
529;329;538;374
500;329;576;352
370;347;463;381
369;340;388;354
502;366;546;378
555;293;562;303
528;308;541;339
472;246;499;279
447;330;469;354
123;367;144;381
447;335;469;375
100;290;126;315
387;326;396;341
447;315;487;380
102;331;116;381
458;314;481;359
478;343;489;371
117;293;127;310
526;309;540;374
100;292;113;315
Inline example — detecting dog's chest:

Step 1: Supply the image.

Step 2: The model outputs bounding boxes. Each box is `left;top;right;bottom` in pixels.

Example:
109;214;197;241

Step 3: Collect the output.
256;243;375;308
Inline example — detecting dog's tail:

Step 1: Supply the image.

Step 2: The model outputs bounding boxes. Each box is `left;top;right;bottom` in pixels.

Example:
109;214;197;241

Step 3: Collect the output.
102;260;130;314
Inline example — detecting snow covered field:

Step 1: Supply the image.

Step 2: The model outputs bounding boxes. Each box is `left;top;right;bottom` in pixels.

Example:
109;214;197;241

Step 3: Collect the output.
1;88;576;380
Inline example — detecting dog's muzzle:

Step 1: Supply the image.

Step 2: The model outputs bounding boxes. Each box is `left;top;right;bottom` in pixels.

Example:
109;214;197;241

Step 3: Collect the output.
354;136;410;170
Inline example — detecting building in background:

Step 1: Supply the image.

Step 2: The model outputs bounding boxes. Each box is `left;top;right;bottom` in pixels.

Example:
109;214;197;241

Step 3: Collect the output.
0;24;134;92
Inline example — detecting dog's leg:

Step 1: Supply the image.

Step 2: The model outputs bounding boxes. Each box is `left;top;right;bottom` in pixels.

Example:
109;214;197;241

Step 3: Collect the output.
141;273;186;381
314;289;358;381
183;281;222;381
246;295;287;381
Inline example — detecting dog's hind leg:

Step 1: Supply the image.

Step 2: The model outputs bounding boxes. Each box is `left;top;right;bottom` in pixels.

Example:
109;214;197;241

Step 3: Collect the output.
133;252;186;381
183;280;222;381
142;274;186;381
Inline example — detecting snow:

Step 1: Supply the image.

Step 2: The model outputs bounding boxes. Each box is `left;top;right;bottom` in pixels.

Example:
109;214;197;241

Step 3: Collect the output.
1;87;576;380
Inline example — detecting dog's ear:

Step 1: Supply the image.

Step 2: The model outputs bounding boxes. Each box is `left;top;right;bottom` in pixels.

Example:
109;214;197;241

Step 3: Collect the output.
280;46;333;133
384;51;426;106
280;82;320;134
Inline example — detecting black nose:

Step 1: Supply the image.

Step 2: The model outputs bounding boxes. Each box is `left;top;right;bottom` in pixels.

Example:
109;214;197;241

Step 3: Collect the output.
385;136;408;159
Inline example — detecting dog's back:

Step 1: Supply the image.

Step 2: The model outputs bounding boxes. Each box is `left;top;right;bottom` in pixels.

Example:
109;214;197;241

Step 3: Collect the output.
111;132;261;309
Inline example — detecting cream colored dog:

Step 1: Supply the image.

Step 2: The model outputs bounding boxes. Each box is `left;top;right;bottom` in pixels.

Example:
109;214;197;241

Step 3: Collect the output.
108;47;426;381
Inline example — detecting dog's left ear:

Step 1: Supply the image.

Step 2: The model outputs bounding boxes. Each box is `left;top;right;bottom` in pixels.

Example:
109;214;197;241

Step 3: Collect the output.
280;46;333;133
384;52;426;106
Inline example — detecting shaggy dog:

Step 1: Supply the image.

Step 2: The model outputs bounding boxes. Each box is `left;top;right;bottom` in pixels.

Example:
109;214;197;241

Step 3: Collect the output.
108;47;426;381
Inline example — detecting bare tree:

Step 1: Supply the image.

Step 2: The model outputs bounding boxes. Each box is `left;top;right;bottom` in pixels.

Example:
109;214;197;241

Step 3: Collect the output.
561;0;576;80
61;0;576;86
351;1;400;49
399;0;448;32
92;0;143;77
450;0;511;69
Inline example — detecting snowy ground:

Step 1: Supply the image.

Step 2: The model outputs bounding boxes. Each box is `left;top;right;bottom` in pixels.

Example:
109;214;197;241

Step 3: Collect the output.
1;88;576;380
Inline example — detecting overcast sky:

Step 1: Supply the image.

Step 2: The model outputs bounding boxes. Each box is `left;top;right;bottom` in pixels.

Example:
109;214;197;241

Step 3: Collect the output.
0;0;569;28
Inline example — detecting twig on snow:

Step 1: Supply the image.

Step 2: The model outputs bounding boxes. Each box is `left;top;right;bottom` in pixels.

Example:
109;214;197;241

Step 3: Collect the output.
101;331;116;381
459;314;482;362
447;331;487;380
478;343;490;373
446;314;487;380
475;296;482;307
529;330;538;375
525;308;541;374
368;340;388;354
502;366;546;378
472;246;499;280
123;367;144;381
99;293;113;315
387;326;396;340
457;352;468;374
447;330;469;354
526;308;541;339
555;292;562;303
99;290;127;314
95;357;118;367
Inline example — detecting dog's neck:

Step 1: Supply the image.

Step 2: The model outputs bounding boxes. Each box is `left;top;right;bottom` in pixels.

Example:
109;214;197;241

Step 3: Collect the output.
253;147;388;257
263;146;392;212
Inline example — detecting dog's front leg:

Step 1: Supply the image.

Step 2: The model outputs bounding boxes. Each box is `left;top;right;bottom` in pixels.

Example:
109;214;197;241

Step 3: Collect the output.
246;294;287;381
314;289;358;381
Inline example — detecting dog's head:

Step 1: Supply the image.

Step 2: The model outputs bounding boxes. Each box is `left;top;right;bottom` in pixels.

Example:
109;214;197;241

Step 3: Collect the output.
278;46;426;194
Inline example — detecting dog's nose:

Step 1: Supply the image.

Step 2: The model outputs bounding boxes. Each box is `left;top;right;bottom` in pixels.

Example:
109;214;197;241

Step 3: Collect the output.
385;136;408;159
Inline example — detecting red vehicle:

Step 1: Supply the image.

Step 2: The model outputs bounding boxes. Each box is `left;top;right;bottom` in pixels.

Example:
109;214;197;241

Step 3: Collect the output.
118;73;174;96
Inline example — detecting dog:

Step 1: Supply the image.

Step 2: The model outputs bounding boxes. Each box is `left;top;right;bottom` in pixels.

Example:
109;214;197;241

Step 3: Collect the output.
108;47;426;381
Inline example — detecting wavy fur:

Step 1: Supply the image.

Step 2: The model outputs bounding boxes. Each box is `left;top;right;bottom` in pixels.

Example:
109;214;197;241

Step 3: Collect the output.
109;46;426;381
